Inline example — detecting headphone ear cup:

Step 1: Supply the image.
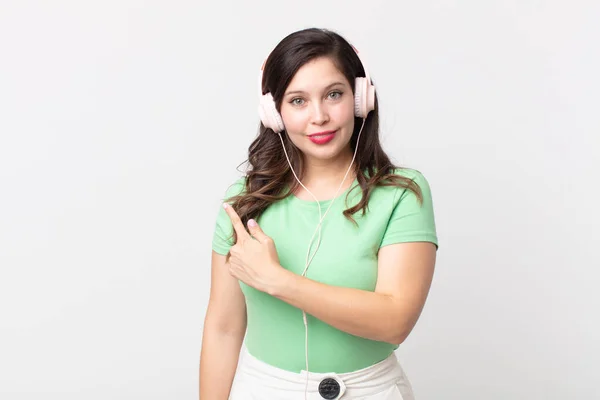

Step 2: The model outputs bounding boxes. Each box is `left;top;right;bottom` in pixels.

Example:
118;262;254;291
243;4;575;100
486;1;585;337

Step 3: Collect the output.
354;77;376;118
354;77;364;117
258;93;285;133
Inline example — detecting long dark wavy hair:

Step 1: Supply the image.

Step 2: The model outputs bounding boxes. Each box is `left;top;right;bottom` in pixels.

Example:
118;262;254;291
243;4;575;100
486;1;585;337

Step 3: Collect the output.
226;28;422;243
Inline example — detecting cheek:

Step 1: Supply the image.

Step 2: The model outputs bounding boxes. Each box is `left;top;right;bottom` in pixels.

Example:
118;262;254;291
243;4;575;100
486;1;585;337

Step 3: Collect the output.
330;94;356;123
280;108;307;134
329;103;355;133
335;105;355;125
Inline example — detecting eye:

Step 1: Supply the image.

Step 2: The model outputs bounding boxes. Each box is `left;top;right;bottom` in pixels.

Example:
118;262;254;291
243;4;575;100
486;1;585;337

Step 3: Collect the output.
290;97;305;106
328;90;343;100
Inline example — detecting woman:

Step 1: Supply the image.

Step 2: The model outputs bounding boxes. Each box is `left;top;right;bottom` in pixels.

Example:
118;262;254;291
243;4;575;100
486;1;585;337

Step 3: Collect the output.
200;27;438;400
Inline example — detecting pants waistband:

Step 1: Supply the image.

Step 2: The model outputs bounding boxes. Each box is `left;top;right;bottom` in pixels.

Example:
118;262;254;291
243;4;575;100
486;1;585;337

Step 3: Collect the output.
237;346;407;397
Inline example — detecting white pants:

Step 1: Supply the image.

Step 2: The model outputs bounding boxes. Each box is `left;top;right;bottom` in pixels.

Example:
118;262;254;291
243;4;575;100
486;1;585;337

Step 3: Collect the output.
229;347;415;400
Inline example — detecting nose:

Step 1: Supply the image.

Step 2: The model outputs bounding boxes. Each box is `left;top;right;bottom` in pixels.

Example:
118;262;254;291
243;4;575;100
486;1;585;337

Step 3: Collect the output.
311;101;329;125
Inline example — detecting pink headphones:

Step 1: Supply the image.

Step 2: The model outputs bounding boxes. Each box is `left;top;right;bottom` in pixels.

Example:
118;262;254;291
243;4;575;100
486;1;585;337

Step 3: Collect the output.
258;46;376;133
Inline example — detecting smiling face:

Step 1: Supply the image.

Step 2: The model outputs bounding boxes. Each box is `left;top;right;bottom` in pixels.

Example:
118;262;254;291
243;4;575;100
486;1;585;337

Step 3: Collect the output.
279;56;356;165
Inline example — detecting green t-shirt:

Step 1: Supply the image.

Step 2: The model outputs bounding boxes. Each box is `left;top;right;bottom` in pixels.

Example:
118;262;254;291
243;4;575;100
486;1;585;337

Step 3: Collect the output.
211;168;438;373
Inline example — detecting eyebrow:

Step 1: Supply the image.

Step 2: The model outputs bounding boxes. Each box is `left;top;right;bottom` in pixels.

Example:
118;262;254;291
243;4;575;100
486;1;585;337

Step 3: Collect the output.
284;81;346;97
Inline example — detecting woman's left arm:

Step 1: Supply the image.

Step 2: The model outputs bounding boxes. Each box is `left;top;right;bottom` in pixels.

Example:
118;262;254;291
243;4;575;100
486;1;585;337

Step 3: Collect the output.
271;241;436;345
222;202;436;345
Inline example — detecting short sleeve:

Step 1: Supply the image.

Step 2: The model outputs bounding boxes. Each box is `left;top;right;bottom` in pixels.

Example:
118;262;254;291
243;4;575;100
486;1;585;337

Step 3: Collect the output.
211;177;246;255
380;170;439;249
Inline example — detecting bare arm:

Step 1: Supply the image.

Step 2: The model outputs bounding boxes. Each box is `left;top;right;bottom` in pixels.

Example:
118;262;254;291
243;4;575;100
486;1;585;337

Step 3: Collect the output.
270;242;436;344
199;251;247;400
219;202;436;346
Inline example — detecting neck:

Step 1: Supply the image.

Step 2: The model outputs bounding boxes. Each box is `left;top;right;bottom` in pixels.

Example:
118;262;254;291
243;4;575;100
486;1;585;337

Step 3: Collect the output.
301;148;355;188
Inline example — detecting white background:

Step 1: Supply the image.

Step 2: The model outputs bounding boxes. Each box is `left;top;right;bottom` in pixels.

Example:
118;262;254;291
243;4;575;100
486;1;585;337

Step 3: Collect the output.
1;1;598;399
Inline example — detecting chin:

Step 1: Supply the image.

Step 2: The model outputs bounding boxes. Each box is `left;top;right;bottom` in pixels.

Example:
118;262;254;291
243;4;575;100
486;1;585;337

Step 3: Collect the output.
305;146;349;162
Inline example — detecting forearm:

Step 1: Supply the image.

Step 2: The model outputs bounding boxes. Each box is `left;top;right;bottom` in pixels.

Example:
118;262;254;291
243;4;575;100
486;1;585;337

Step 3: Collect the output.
199;328;244;400
269;271;413;344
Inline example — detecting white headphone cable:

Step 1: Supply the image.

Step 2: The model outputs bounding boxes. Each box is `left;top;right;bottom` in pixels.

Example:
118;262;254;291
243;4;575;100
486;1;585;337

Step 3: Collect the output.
276;118;366;399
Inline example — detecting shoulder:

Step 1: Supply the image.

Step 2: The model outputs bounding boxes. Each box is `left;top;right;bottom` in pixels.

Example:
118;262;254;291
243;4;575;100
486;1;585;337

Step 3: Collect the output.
378;167;438;248
363;167;433;211
389;167;432;195
221;175;248;200
366;167;431;196
349;168;432;205
390;167;429;183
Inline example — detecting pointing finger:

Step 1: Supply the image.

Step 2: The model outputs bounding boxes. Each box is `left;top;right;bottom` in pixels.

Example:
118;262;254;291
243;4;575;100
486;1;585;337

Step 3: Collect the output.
222;203;250;240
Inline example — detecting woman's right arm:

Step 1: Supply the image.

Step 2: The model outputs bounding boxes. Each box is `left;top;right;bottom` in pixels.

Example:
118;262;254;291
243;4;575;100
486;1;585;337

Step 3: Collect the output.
199;250;247;400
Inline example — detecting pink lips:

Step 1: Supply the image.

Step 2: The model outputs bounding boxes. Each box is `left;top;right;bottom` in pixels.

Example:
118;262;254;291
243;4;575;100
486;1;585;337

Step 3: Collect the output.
308;130;336;145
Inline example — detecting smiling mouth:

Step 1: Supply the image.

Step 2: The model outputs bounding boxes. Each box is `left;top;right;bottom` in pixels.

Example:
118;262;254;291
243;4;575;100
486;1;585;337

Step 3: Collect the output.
308;130;336;137
307;130;336;144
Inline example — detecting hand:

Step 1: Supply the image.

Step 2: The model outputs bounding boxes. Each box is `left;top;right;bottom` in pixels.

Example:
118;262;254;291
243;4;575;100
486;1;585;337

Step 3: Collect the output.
222;203;286;294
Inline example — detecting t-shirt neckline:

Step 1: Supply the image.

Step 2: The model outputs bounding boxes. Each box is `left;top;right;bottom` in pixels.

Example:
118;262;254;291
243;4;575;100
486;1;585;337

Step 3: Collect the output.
286;177;360;208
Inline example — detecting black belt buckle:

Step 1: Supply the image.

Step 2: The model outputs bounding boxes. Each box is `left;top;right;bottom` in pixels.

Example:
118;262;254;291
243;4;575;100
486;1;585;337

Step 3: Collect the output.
318;377;341;399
